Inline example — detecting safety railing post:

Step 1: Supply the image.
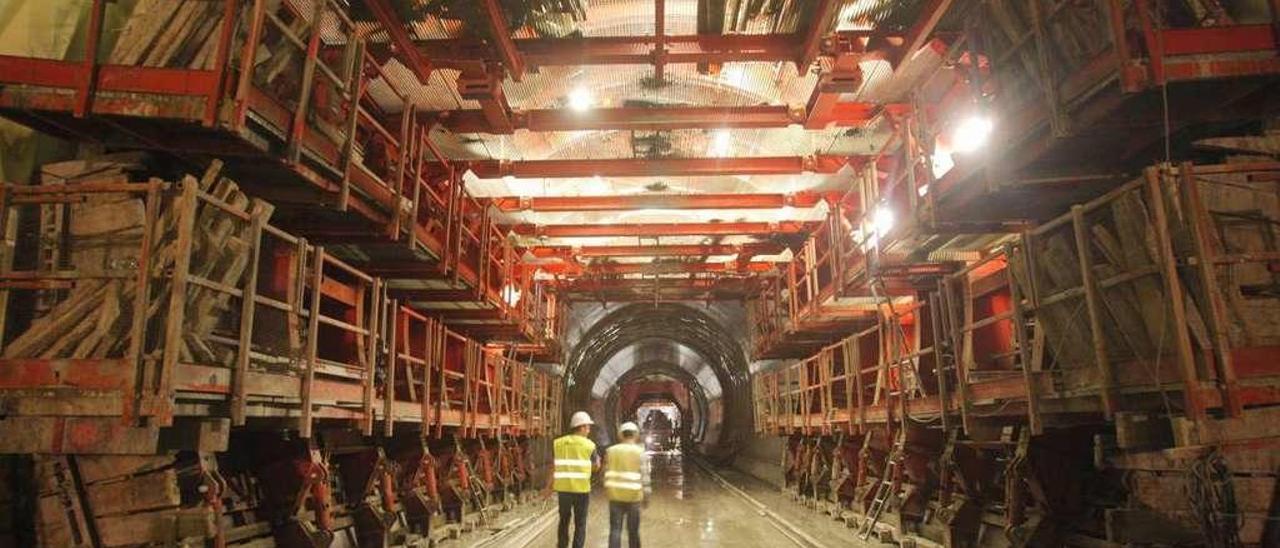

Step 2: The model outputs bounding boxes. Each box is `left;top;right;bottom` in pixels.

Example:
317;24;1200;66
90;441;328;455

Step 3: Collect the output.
1145;167;1206;423
124;181;162;423
384;297;398;437
234;0;268;128
300;246;325;438
1005;242;1043;434
231;210;264;425
287;1;326;164
1071;205;1118;418
1179;163;1242;417
338;42;366;212
207;0;241;126
75;0;107;117
157;180;199;426
928;291;950;434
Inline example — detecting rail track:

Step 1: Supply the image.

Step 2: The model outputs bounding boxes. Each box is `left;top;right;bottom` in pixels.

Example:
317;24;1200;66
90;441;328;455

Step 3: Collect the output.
691;459;833;548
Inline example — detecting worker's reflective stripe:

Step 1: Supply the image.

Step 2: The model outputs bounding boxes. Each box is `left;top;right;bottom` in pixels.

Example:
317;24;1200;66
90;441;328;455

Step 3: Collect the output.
554;472;590;479
604;471;642;481
555;459;593;467
604;480;643;490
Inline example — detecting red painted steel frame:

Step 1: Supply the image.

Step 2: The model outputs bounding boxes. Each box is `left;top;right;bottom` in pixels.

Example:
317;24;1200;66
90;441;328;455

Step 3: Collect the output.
489;191;835;212
412;33;856;67
465;155;853;179
438;105;816;132
481;0;525;80
509;220;816;238
364;0;434;83
528;242;786;258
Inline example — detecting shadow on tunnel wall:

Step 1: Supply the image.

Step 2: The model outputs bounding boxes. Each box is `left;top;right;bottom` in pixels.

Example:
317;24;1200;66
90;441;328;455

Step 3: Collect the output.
560;303;753;463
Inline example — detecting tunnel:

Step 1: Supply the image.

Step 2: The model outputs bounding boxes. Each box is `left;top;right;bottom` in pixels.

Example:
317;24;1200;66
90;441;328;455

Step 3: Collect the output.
560;303;753;462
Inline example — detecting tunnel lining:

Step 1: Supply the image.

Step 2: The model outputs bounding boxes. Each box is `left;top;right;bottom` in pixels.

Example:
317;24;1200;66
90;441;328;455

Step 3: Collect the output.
563;303;752;459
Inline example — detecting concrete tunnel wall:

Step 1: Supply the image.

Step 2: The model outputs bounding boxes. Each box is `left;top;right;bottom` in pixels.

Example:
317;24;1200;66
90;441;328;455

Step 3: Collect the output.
551;301;788;486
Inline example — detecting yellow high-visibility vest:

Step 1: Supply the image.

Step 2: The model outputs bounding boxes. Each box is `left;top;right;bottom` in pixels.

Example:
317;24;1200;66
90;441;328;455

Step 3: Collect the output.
553;434;595;493
604;443;645;503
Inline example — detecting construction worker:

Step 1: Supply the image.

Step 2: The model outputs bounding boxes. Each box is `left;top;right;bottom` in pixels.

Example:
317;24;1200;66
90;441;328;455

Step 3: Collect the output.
604;421;651;548
551;411;598;548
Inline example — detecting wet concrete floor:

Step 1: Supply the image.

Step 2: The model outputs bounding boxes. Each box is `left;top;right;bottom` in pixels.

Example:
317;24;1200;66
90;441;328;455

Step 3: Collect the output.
527;453;823;547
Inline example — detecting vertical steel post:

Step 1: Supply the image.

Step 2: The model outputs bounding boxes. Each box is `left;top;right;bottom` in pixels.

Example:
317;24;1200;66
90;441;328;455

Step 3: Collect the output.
300;247;325;438
338;41;366;212
233;0;269;128
385;298;398;437
158;180;199;426
1005;242;1042;434
75;0;106;117
207;0;241;126
125;181;161;422
1179;163;1242;417
232;209;265;425
1072;205;1118;417
1145;167;1206;422
363;278;382;436
288;2;326;164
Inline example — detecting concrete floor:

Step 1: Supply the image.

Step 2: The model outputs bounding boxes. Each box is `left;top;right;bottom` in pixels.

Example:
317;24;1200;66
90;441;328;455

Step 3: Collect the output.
527;453;831;548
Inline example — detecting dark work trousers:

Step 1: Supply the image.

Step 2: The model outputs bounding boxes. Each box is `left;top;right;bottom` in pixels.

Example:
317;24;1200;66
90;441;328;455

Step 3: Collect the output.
557;492;590;548
608;501;641;548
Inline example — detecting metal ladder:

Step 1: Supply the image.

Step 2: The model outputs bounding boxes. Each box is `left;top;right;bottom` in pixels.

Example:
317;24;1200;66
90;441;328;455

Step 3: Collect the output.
858;432;906;539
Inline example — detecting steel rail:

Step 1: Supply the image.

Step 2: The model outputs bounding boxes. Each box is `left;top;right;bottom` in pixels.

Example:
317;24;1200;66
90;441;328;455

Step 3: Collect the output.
469;500;558;548
692;458;833;548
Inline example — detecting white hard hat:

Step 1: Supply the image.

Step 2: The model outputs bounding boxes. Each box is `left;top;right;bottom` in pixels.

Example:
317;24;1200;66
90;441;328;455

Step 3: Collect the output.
619;422;639;435
570;411;594;428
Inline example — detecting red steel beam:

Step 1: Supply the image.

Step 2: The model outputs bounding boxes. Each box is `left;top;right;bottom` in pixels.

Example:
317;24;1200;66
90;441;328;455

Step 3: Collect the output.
465;156;852;179
508;221;816;238
489;191;835;212
542;261;776;276
552;276;752;289
805;52;864;129
414;33;806;66
364;0;433;84
901;0;955;59
1158;25;1276;56
528;242;787;258
480;0;525;80
798;0;838;68
434;103;889;132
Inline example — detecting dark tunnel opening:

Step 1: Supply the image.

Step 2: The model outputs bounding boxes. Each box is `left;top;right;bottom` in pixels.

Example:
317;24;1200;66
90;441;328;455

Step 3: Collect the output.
561;303;752;461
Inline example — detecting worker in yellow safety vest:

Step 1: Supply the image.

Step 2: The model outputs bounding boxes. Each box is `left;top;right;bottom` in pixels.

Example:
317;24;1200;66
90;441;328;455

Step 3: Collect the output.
550;411;599;548
604;421;651;548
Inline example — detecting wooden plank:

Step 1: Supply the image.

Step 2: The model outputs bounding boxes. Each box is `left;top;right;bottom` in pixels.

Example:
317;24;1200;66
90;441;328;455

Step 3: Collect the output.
84;468;180;517
75;455;173;485
0;418;158;454
95;507;215;547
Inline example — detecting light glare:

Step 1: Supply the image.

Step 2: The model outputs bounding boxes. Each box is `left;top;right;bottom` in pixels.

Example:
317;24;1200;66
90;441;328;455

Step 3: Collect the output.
872;206;895;238
568;87;593;111
952;116;994;154
501;284;522;307
708;130;732;157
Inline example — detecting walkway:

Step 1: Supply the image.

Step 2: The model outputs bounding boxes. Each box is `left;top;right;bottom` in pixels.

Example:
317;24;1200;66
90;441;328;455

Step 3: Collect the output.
529;453;812;547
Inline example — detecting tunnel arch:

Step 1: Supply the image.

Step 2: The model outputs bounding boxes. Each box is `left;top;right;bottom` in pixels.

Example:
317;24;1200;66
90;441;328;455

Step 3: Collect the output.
562;303;752;460
602;360;710;448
